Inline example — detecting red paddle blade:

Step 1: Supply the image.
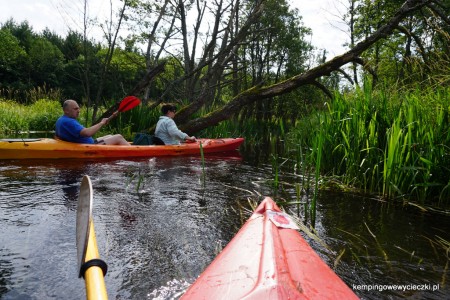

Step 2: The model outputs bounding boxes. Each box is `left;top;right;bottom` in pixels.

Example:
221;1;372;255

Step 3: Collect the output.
118;96;141;112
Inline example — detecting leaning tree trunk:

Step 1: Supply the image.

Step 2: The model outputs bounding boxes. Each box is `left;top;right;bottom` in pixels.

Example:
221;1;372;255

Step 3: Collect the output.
178;0;431;135
94;63;166;124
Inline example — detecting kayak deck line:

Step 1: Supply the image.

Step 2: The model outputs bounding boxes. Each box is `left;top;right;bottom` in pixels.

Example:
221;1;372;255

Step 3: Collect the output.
181;197;359;300
0;137;244;159
0;138;42;142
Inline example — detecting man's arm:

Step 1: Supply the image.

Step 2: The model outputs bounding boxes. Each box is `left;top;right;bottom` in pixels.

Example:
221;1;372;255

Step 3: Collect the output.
80;119;108;137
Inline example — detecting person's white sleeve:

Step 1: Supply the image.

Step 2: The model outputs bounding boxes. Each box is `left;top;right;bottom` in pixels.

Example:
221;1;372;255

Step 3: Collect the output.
167;119;188;140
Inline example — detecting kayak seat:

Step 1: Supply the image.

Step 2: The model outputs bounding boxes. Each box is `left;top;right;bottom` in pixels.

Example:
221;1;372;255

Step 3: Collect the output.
133;133;165;145
152;136;165;145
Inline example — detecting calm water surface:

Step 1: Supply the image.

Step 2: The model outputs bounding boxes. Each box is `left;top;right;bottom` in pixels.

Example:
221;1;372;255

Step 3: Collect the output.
0;153;448;299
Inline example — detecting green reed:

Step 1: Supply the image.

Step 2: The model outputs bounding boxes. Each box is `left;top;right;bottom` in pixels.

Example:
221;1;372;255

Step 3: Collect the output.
0;100;28;133
311;121;324;225
125;169;145;192
199;141;206;183
288;83;450;208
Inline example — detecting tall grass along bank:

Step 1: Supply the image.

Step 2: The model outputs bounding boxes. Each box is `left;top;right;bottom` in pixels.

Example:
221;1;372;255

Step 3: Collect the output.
289;85;449;209
0;99;61;134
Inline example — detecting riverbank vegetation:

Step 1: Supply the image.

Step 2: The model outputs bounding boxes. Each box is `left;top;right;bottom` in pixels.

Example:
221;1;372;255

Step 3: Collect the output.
1;82;448;211
0;98;61;133
1;0;449;214
289;83;449;208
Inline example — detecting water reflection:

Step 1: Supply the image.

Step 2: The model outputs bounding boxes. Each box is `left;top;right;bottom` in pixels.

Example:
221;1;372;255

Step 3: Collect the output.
282;190;450;300
0;155;448;299
104;156;248;300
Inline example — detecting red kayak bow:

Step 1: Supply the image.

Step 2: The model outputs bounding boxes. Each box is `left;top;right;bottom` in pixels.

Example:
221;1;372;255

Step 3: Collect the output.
181;197;359;299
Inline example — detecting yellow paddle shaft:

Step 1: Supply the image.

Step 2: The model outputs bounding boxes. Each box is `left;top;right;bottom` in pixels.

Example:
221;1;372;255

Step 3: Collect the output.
84;219;108;300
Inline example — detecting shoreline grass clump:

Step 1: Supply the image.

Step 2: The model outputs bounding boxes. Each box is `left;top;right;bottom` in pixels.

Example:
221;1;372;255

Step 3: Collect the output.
0;99;62;134
288;82;450;209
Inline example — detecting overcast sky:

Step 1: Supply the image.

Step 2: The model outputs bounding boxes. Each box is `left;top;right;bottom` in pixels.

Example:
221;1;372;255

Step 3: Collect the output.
294;0;348;55
0;0;348;56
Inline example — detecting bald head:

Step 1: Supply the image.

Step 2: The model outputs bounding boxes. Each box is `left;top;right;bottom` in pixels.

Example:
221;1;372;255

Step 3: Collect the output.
62;99;80;118
63;99;77;109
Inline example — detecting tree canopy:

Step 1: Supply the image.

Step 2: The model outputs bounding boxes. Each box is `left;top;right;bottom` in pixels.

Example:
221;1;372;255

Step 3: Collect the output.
0;0;448;132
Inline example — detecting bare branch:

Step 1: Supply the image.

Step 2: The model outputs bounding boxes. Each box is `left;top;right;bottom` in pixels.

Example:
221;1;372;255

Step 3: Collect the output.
179;0;432;134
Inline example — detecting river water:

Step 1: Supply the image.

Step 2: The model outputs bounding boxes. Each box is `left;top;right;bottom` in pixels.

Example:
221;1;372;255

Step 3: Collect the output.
0;152;449;299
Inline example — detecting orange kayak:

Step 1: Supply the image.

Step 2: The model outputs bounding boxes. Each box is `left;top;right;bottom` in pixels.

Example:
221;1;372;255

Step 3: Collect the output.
0;137;244;159
181;197;359;300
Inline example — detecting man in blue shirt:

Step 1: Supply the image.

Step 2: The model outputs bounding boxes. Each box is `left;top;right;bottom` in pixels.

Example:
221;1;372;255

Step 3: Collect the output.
55;99;130;145
155;103;196;145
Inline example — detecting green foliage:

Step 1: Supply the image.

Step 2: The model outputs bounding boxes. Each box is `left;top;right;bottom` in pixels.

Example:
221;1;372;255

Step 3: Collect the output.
147;57;186;100
27;99;62;130
0;100;28;133
351;0;450;86
0;28;30;91
1;19;35;52
0;99;61;133
0;98;127;137
288;82;450;207
236;0;317;124
0;28;28;67
243;0;312;84
28;37;65;87
97;48;145;86
106;102;161;140
0;19;144;103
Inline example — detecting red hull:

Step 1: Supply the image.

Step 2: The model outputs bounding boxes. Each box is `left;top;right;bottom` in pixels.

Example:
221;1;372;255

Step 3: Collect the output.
181;197;359;299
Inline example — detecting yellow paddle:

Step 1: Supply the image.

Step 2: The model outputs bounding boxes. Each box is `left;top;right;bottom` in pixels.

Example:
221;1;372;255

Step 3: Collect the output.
76;175;108;300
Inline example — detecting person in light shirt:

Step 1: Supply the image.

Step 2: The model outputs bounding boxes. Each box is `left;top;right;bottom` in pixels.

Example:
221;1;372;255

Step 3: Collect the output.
154;103;196;145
